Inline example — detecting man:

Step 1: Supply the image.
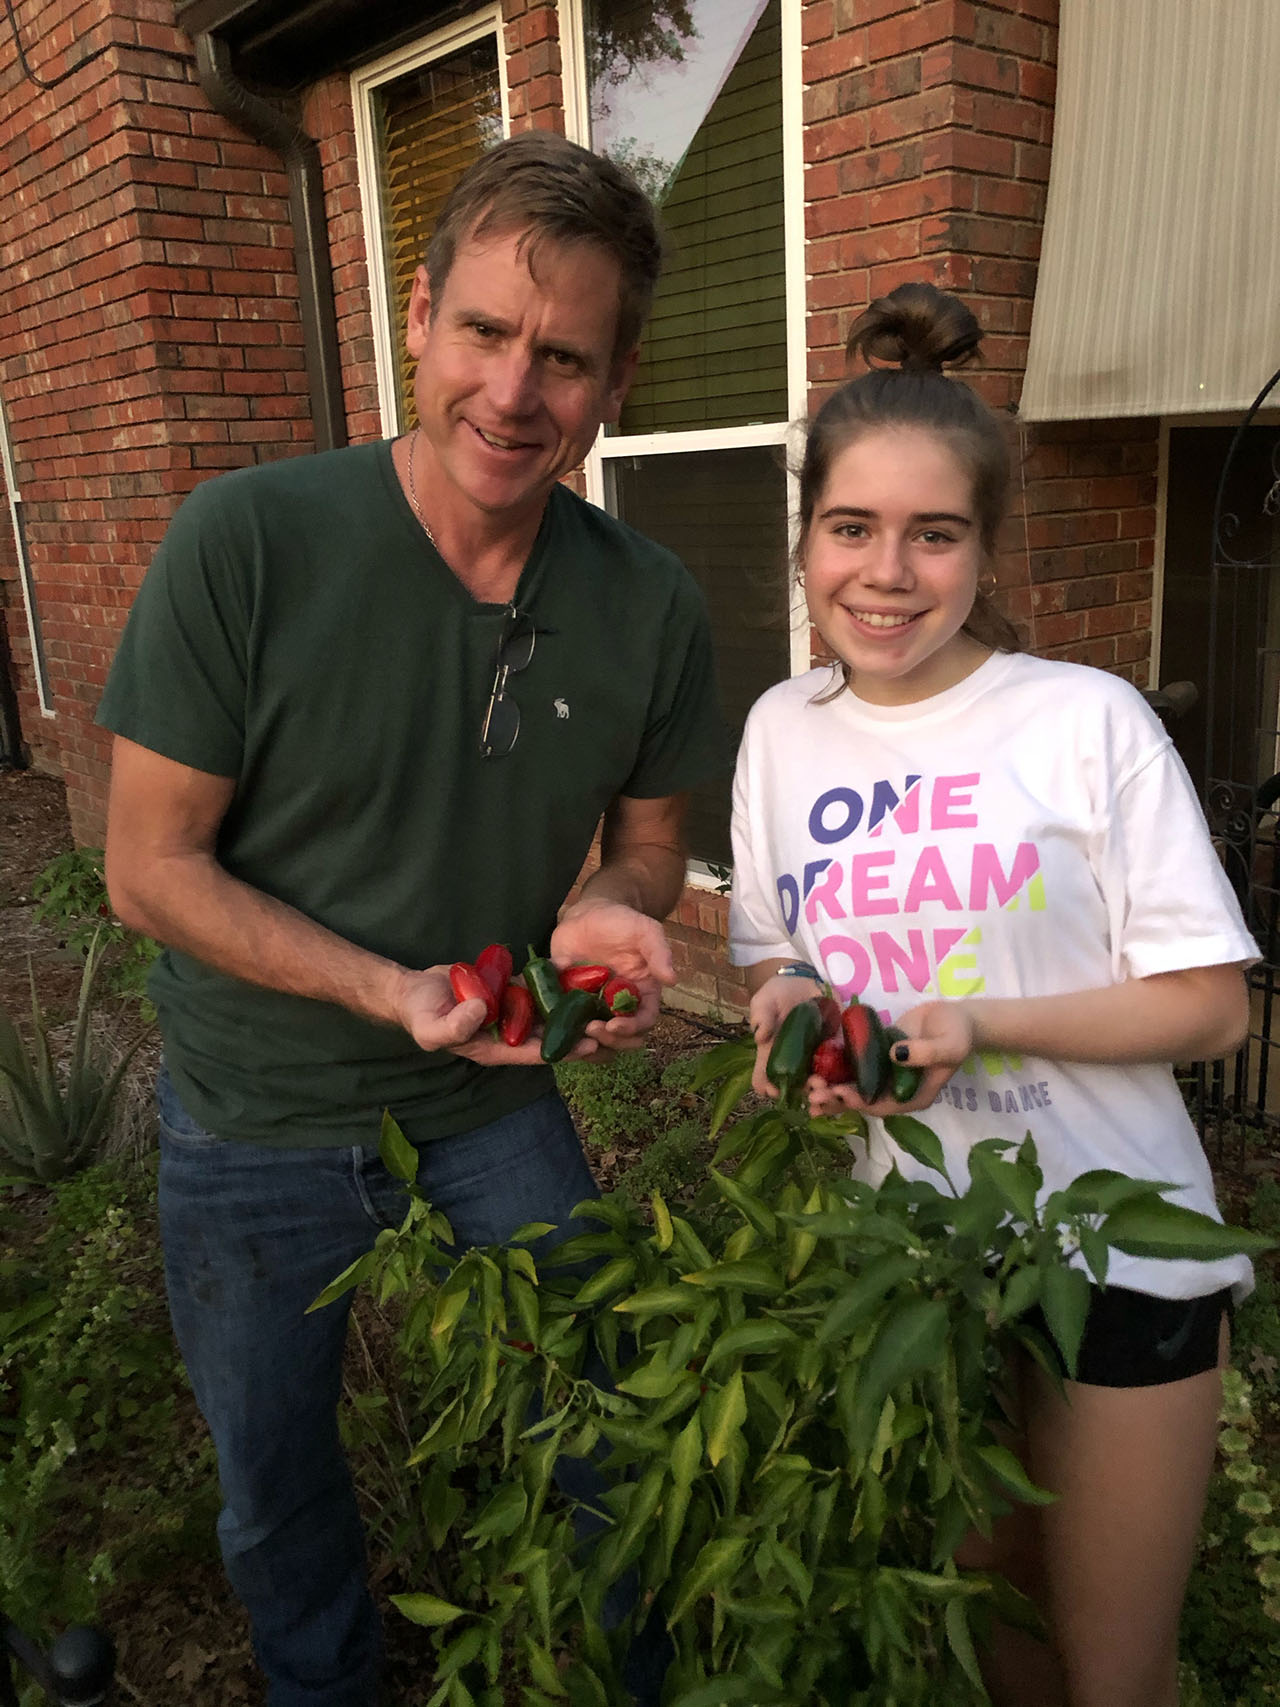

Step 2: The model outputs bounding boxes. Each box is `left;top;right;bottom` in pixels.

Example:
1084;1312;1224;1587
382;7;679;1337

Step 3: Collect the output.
98;132;725;1707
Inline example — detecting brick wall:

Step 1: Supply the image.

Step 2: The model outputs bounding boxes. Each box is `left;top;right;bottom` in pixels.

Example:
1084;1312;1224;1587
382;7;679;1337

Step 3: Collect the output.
0;0;310;837
800;0;1157;688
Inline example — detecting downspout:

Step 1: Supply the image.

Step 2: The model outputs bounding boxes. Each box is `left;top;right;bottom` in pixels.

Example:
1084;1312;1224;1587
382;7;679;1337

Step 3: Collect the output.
192;32;347;452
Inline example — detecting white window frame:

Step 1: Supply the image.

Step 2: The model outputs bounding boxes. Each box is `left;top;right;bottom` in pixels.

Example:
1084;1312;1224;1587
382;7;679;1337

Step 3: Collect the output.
558;0;809;674
560;0;808;884
351;8;510;437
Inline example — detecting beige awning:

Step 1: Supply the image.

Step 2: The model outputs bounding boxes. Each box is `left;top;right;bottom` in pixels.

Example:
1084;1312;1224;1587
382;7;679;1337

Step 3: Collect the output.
1019;0;1280;423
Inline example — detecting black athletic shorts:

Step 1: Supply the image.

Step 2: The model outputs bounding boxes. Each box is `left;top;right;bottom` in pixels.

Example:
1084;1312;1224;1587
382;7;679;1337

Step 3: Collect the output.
1023;1284;1232;1388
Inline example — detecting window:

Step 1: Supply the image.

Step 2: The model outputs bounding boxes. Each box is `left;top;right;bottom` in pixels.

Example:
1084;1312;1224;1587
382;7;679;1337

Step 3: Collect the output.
353;14;506;434
568;0;804;866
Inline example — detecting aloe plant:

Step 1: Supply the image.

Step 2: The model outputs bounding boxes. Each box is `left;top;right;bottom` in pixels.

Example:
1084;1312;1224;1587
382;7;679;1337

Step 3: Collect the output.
0;930;149;1183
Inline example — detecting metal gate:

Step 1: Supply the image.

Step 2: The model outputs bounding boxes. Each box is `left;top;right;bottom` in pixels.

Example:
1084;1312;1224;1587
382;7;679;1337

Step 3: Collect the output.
1186;366;1280;1162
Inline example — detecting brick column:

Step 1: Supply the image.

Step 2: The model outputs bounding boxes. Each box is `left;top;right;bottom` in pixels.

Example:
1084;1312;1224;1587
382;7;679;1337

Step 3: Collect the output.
0;0;310;837
801;0;1157;685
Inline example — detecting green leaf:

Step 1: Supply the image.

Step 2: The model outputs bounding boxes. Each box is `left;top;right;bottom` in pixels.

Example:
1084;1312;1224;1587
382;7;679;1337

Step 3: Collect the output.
709;1065;756;1138
379;1111;418;1183
667;1536;749;1624
681;1258;783;1296
1039;1262;1091;1378
705;1369;748;1467
883;1114;948;1178
652;1191;674;1251
975;1441;1056;1507
510;1222;556;1243
465;1481;528;1542
944;1595;985;1689
849;1297;950;1453
1060;1170;1176;1216
709;1168;777;1237
667;1681;760;1707
613;1285;699;1317
571;1256;637;1307
702;1319;797;1373
996;1263;1041;1323
390;1593;466;1627
670;1411;703;1486
1103;1198;1275;1262
816;1251;917;1346
307;1250;378;1313
686;1037;756;1093
617;1353;690;1401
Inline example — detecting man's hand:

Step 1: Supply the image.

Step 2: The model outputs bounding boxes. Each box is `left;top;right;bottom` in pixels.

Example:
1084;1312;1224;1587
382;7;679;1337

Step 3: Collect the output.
391;963;615;1066
551;898;676;1053
806;999;973;1119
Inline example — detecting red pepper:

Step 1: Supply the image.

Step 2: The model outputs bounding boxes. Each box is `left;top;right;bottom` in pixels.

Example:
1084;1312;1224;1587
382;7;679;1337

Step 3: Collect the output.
602;974;640;1015
815;994;842;1040
498;982;534;1047
449;962;500;1027
812;1036;852;1084
558;963;612;994
841;1000;889;1102
475;943;513;1001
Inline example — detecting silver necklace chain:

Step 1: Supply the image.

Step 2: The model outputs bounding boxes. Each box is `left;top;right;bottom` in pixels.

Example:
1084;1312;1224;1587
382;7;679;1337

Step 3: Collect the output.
405;426;436;547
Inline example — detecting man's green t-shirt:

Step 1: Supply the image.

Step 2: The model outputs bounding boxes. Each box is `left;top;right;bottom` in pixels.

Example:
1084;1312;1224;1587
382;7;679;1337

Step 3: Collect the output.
98;441;727;1148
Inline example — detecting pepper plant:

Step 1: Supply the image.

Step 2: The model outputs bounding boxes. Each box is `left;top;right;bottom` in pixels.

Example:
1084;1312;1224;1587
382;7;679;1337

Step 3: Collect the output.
319;1040;1273;1707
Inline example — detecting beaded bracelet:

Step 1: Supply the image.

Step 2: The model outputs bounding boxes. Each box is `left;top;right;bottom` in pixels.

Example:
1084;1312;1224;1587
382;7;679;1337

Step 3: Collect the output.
775;960;823;982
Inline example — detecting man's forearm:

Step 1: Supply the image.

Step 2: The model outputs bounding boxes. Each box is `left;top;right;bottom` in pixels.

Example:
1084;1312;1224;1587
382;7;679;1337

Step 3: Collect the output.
110;848;410;1028
575;841;687;922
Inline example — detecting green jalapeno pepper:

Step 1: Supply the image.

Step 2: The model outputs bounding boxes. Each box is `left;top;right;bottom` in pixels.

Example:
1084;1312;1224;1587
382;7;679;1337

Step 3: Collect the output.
540;987;608;1063
883;1025;924;1103
765;1000;824;1106
523;945;564;1023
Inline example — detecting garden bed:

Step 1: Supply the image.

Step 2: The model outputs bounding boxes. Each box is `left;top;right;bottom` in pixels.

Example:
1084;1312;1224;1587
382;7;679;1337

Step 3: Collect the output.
2;767;1279;1706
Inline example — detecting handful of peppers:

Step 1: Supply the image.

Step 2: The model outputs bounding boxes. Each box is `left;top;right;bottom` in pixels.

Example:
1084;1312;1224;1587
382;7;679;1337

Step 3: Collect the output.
447;944;642;1064
765;991;923;1108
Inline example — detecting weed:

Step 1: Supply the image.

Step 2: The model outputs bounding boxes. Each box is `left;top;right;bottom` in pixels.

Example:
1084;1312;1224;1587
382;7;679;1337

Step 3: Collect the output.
0;1161;217;1640
32;848;160;1017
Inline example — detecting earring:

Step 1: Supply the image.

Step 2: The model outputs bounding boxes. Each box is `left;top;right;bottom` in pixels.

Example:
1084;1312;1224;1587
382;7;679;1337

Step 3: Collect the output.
977;570;998;597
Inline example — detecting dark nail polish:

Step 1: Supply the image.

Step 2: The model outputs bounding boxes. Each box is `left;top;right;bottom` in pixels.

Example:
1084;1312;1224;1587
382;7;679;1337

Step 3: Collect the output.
893;1042;910;1062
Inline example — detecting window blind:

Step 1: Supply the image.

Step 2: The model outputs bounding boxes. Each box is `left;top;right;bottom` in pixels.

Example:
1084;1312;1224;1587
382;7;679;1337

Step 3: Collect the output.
373;41;502;430
1020;0;1280;422
597;0;787;435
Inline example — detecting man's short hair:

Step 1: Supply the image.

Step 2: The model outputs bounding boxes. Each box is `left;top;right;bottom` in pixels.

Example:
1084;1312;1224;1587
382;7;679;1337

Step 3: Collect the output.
425;131;664;362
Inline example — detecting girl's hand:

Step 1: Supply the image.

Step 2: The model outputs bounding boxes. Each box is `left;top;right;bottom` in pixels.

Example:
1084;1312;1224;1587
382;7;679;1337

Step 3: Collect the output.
749;974;827;1098
807;999;974;1119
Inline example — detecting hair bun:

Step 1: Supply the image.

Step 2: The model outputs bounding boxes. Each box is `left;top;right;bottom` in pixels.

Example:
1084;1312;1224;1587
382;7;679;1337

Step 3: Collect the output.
845;282;982;374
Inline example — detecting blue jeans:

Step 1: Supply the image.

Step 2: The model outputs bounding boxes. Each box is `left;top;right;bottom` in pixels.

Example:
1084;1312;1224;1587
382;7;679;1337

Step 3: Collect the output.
156;1070;608;1707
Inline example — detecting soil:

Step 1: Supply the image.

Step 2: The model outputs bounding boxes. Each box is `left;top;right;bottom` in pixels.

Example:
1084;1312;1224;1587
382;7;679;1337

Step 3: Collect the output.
0;768;87;1027
0;765;723;1707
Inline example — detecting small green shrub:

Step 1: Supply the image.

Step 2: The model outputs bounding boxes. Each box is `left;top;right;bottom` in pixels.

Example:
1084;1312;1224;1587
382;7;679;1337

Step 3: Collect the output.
32;847;160;1015
1181;1177;1280;1703
0;931;149;1183
325;1054;1272;1707
614;1119;707;1202
0;1162;217;1640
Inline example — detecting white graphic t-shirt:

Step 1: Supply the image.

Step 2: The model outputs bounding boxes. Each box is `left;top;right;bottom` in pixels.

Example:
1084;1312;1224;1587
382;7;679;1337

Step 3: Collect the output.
729;651;1258;1300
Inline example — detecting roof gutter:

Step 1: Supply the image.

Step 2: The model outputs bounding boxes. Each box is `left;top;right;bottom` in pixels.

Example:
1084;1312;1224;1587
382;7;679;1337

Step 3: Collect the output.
192;32;347;452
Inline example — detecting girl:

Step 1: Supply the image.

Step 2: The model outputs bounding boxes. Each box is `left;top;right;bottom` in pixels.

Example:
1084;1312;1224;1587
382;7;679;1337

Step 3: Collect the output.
728;282;1256;1707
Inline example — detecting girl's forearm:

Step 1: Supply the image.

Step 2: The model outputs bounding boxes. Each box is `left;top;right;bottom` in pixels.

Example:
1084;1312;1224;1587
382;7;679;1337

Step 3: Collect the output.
964;964;1249;1067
